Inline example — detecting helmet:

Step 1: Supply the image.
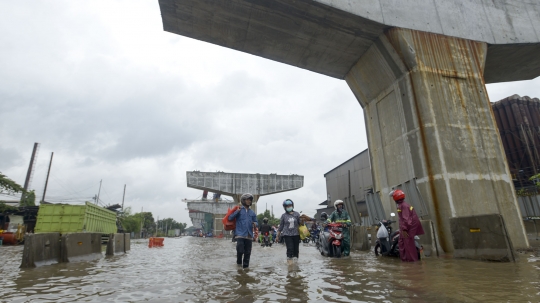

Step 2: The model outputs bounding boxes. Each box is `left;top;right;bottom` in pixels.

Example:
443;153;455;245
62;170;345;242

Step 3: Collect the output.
240;193;254;207
392;189;405;201
263;217;268;224
320;212;328;221
282;199;294;210
334;199;344;208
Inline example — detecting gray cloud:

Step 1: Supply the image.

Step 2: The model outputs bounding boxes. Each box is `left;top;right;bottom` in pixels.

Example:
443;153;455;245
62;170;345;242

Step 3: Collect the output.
0;1;538;224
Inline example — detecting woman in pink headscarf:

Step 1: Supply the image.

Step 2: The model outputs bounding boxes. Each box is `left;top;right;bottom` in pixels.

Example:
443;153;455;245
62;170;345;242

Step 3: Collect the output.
391;189;424;262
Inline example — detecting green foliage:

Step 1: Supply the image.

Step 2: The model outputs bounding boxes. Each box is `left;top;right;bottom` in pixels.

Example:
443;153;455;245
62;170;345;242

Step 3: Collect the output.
20;190;36;206
0;202;18;213
141;212;155;234
0;172;23;195
119;207;142;234
257;209;280;227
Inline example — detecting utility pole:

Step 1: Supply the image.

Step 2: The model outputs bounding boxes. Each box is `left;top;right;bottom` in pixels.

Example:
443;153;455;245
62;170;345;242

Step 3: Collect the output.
96;180;102;205
23;143;40;192
156;216;159;237
140;207;144;238
41;152;54;204
121;184;126;211
22;142;40;206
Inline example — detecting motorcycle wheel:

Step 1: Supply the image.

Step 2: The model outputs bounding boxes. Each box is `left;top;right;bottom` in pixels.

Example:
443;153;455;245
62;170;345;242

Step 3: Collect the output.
374;243;381;256
333;245;341;258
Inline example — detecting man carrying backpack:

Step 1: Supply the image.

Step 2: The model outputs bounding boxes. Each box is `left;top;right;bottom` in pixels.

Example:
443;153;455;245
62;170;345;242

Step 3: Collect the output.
228;193;258;268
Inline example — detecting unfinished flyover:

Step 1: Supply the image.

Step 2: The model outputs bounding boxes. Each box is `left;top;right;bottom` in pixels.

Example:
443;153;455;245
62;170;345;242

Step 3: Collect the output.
185;171;303;235
158;0;540;259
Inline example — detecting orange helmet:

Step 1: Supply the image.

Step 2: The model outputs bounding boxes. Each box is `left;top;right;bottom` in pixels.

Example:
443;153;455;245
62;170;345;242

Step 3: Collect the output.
392;189;405;201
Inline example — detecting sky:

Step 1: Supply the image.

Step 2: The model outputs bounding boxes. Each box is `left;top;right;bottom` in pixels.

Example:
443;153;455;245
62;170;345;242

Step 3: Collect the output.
1;1;539;226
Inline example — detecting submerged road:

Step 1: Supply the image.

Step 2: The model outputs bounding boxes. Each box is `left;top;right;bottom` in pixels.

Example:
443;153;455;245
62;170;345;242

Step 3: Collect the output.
1;237;540;302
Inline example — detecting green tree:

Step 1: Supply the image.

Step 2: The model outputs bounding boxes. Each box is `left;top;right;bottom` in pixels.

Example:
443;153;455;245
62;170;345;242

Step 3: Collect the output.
141;212;155;235
119;207;142;234
156;218;189;236
20;190;36;206
0;202;18;213
0;172;23;195
257;209;280;227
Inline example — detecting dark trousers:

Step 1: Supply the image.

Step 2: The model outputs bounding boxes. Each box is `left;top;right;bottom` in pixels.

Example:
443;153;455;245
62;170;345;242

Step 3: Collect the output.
284;235;300;258
236;238;253;268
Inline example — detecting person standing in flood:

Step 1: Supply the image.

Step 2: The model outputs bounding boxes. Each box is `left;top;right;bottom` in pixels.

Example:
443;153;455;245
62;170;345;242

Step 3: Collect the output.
228;193;258;268
276;199;302;265
391;189;424;262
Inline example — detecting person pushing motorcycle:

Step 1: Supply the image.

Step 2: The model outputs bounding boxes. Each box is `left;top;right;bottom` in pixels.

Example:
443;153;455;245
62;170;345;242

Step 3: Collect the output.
327;200;352;256
390;189;424;262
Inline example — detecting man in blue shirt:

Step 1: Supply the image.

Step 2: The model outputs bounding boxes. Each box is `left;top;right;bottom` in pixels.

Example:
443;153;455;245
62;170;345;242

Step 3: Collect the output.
228;193;258;268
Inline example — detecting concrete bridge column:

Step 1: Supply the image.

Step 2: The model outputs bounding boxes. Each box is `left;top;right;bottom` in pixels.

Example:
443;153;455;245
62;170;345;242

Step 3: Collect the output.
346;28;529;254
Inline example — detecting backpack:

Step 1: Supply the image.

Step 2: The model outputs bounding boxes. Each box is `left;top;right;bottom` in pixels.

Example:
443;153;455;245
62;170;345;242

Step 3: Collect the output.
222;206;239;231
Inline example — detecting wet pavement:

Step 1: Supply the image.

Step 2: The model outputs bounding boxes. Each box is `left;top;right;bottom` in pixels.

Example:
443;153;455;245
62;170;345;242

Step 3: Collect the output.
1;237;540;302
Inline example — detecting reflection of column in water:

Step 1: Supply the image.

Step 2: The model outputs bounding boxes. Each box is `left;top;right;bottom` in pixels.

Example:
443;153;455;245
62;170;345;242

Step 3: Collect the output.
284;271;309;302
231;269;259;302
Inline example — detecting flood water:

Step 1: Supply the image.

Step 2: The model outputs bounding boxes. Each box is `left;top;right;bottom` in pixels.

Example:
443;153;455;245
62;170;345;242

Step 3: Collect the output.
1;237;540;302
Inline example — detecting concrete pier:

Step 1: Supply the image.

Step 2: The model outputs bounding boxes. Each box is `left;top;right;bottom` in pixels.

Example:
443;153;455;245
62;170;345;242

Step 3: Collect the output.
345;28;528;254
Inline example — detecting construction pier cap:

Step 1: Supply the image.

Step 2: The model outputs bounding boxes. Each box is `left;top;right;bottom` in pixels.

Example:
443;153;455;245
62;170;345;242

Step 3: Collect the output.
185;171;304;233
161;1;540;255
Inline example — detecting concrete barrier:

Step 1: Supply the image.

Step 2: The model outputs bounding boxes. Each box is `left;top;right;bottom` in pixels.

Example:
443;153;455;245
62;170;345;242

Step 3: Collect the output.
21;233;61;268
124;232;131;252
106;233;127;255
450;214;515;262
351;226;370;251
61;233;102;262
419;220;439;257
523;220;540;240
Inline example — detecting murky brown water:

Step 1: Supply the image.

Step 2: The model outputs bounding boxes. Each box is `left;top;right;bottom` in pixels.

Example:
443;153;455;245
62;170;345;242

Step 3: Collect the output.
1;237;540;302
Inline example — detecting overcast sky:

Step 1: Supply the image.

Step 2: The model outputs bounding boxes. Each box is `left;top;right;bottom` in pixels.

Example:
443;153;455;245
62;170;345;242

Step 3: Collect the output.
1;1;539;226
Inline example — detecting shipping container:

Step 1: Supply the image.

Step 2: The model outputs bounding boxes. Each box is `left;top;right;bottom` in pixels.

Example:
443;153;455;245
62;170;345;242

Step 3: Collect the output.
35;202;117;234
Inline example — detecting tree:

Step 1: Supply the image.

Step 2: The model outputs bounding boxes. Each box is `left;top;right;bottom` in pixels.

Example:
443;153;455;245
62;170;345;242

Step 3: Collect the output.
20;190;36;206
257;210;280;227
0;172;23;195
119;207;142;234
156;218;189;236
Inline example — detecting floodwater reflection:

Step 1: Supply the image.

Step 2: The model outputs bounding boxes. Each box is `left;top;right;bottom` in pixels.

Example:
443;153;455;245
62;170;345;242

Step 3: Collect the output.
0;237;539;302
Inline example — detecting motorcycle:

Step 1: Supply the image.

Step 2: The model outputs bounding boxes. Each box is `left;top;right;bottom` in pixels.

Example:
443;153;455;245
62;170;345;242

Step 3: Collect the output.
261;232;272;247
310;227;320;244
317;222;345;258
374;213;422;259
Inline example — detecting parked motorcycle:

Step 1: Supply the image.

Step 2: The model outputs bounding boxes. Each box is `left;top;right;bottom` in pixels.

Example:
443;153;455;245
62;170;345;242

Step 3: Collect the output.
374;213;422;259
317;222;345;258
261;232;272;247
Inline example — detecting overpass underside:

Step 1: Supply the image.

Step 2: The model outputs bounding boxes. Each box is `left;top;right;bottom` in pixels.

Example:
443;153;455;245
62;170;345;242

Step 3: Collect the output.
160;0;540;259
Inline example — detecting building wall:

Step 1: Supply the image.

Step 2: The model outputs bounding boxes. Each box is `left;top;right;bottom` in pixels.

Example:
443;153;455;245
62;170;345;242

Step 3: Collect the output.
324;149;373;208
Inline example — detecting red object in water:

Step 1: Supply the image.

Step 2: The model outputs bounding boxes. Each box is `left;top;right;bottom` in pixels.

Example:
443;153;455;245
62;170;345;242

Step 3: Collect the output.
222;206;239;231
148;237;164;248
0;232;17;245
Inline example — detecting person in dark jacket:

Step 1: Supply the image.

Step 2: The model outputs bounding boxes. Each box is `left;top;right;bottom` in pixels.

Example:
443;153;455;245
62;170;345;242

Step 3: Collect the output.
258;217;273;244
391;189;425;262
228;193;258;268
